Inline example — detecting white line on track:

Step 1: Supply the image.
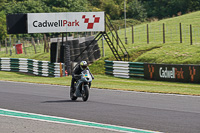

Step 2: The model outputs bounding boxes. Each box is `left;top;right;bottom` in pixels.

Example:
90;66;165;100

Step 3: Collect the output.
0;108;162;133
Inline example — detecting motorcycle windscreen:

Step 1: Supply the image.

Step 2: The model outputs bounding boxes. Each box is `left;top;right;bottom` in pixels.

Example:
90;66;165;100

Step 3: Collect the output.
82;70;92;79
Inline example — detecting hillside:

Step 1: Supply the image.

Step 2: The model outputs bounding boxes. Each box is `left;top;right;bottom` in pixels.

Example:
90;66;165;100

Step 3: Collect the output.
89;11;200;74
103;11;200;64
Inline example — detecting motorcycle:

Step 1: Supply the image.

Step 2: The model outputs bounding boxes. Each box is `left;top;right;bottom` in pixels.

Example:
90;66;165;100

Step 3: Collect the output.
70;70;93;101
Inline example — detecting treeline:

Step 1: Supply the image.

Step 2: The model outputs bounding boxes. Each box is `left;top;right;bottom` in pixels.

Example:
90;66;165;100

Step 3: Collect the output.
142;0;200;19
0;0;200;41
0;0;89;41
89;0;200;20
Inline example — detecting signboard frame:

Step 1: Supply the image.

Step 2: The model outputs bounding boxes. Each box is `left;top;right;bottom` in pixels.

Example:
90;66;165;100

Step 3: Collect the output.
7;12;105;34
27;12;105;33
6;14;27;34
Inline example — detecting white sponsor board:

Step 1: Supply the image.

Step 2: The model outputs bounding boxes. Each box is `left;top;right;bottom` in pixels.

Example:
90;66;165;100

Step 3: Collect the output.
28;12;105;33
159;67;175;79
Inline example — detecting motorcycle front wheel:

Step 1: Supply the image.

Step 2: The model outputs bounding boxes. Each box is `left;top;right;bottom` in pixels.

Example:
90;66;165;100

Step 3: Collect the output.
82;86;89;101
70;87;77;101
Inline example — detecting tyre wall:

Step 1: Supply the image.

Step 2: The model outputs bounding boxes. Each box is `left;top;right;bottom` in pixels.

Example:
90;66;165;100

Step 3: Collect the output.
50;36;101;74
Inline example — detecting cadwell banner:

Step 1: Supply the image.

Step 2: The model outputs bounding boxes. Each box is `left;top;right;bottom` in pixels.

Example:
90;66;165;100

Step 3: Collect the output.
27;12;105;33
144;63;200;83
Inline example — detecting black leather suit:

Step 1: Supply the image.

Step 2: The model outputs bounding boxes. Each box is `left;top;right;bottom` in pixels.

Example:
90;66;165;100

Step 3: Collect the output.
71;65;94;90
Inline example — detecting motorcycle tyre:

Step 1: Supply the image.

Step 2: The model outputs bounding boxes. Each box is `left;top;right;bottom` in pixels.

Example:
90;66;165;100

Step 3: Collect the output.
82;86;89;101
70;87;77;101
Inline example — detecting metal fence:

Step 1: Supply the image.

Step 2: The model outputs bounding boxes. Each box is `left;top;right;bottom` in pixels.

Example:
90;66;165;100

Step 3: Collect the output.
0;37;46;55
118;23;200;45
0;32;99;56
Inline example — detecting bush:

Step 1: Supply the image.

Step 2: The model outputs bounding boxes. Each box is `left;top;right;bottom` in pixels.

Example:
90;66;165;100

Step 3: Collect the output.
127;0;147;21
111;18;142;29
0;11;6;41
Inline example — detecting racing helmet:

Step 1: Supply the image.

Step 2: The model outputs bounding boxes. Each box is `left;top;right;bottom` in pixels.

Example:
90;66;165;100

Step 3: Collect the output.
80;61;88;70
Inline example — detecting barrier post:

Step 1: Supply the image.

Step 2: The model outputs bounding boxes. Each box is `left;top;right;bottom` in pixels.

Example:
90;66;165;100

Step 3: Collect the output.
31;37;37;54
5;38;8;54
62;63;66;76
147;24;149;44
132;25;134;44
23;39;27;55
190;24;193;45
163;23;165;44
180;23;182;43
60;62;63;77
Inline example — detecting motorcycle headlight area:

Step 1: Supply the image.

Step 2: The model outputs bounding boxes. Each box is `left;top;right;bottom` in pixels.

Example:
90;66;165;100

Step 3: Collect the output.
84;74;92;80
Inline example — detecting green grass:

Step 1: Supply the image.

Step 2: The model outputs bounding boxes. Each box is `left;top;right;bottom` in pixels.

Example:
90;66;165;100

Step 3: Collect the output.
135;43;200;64
0;71;200;96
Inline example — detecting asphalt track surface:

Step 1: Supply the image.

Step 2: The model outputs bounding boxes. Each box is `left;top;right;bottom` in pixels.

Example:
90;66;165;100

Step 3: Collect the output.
0;81;200;133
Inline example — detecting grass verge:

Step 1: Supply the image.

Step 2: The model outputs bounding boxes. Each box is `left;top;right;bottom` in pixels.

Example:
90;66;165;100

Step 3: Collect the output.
0;71;200;96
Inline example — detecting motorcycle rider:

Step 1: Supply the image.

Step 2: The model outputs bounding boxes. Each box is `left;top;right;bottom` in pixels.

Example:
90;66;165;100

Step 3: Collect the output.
71;61;94;91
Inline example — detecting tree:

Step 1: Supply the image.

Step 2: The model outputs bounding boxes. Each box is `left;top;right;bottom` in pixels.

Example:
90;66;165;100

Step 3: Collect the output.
43;0;89;12
188;0;200;11
0;11;7;41
2;0;50;14
142;0;191;19
0;0;7;9
100;0;121;19
87;0;101;7
127;0;147;21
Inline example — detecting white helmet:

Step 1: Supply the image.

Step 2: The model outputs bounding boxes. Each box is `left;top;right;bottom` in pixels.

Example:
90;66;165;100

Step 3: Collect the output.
80;61;88;70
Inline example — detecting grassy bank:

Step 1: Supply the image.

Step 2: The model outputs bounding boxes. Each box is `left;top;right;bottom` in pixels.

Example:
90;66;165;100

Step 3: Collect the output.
0;71;200;96
103;11;200;64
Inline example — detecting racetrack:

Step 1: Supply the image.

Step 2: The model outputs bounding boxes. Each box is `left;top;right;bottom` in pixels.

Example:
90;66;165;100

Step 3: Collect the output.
0;81;199;133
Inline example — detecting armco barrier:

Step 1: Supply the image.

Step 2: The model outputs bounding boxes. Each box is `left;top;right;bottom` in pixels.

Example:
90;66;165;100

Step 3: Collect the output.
0;58;65;77
105;60;144;78
105;60;200;84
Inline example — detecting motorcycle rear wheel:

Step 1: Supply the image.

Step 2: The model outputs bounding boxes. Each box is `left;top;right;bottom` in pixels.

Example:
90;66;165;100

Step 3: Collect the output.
82;86;89;101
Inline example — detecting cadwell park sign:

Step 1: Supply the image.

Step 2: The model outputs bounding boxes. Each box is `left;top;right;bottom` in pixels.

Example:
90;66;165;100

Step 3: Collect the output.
6;12;105;34
28;12;105;33
144;63;199;83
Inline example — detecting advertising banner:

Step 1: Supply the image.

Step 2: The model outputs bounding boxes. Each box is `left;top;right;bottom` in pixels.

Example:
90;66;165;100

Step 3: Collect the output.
27;12;105;33
144;63;200;83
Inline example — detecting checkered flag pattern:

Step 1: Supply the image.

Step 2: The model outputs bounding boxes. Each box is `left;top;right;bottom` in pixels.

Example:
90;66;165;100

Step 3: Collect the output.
82;15;100;29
